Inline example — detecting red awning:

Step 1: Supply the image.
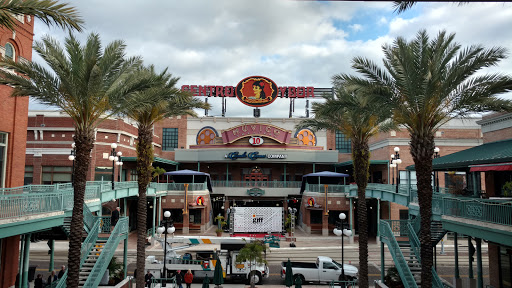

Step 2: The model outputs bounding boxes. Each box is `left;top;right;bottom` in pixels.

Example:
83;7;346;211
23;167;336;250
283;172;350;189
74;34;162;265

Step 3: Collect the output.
470;164;512;172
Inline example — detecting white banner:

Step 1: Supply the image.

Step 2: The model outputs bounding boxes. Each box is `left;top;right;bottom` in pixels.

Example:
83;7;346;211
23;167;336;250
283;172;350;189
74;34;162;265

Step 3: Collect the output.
232;207;283;233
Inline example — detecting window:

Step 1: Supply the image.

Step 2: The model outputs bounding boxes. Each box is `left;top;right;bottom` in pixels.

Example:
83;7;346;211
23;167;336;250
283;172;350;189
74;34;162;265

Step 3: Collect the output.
190;209;201;224
5;43;14;60
130;169;138;181
335;131;351;153
42;166;72;184
94;167;113;181
24;166;33;185
162;128;178;151
0;132;7;188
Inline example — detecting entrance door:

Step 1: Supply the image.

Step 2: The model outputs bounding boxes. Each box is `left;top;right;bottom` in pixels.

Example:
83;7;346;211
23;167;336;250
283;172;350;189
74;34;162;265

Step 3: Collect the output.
244;166;268;182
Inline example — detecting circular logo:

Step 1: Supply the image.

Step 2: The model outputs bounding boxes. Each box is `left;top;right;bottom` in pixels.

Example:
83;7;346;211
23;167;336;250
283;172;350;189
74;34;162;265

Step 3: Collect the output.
235;76;278;107
307;197;315;206
196;196;205;206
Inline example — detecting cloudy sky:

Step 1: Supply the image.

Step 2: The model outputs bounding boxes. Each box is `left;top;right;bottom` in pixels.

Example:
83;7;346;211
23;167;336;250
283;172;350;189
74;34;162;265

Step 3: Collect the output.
30;1;512;118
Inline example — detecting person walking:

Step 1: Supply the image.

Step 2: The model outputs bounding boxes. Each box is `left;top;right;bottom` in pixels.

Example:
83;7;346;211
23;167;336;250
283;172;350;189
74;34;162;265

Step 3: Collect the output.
175;270;183;288
58;265;66;279
144;270;154;287
47;270;58;285
34;274;44;288
111;207;120;228
184;269;193;288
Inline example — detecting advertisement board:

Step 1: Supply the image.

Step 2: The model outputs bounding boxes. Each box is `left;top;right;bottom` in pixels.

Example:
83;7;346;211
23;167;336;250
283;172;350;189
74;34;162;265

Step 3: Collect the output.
232;207;283;233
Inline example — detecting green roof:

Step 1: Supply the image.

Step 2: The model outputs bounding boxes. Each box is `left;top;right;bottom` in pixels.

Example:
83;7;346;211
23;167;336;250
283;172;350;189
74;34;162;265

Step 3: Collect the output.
335;160;389;167
122;156;179;166
406;138;512;171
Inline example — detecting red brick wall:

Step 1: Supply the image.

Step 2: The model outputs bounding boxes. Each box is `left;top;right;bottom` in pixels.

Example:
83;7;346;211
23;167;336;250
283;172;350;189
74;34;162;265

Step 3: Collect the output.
154;116;188;160
484;127;512;143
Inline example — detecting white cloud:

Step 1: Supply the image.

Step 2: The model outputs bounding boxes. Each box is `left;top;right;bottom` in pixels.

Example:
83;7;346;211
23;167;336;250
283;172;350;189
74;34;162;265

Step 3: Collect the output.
28;1;512;115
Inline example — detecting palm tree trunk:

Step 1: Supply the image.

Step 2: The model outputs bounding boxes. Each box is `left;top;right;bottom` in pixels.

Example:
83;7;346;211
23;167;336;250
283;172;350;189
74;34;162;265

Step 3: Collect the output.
136;125;154;288
410;132;434;288
352;138;370;288
66;131;94;288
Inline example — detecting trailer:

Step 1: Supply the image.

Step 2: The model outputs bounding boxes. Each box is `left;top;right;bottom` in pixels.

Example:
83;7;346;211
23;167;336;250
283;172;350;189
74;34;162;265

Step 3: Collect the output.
146;236;269;284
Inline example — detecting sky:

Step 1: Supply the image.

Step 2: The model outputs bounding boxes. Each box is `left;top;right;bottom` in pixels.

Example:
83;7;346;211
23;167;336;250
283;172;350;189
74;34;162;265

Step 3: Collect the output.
29;1;512;118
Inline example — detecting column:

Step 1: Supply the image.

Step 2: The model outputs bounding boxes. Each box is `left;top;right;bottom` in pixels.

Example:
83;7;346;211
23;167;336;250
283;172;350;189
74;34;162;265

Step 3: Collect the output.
476;238;483;288
377;199;381;239
152;197;156;237
49;239;55;272
18;235;25;288
349;198;354;244
21;234;31;288
158;197;162;230
124;198;127;217
123;238;128;279
380;241;385;283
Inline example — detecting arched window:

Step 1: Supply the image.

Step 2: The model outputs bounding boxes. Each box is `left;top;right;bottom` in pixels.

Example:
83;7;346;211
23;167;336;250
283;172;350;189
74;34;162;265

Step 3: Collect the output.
5;43;14;61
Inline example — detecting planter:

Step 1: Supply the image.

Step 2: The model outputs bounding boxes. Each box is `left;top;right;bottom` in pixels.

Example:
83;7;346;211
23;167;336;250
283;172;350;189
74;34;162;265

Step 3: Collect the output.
216;231;223;237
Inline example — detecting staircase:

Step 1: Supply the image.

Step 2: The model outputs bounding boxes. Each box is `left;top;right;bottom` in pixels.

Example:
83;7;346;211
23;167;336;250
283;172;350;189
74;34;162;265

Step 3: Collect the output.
398;241;421;286
430;220;447;246
79;239;108;286
61;217;71;236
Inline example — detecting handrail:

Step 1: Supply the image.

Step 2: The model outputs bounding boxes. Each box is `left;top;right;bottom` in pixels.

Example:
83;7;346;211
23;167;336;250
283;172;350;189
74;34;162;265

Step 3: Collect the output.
80;218;101;269
305;184;349;193
149;277;177;288
83;217;129;288
407;222;446;288
380;220;418;288
83;204;95;231
151;182;207;192
329;279;358;287
0;190;73;220
211;180;302;188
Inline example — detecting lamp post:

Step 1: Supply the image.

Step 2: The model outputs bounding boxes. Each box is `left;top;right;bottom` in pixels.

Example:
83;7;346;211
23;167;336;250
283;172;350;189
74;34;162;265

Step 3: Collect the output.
390;155;396;186
434;147;440;193
157;211;175;287
333;212;352;285
108;143;119;190
68;142;76;185
392;147;402;193
288;207;297;247
115;152;123;182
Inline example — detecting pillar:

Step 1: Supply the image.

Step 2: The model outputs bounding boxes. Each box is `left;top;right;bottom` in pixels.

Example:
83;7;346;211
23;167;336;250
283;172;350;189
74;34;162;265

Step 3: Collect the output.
377;199;381;239
123;238;128;279
49;239;55;272
476;238;483;288
349;198;354;244
469;237;476;288
18;235;25;288
152;197;156;237
380;241;385;283
322;213;329;236
124;198;127;217
21;234;31;288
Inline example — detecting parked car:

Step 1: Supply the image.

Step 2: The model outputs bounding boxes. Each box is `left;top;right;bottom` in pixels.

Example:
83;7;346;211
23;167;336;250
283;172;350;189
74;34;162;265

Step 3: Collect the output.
281;256;358;283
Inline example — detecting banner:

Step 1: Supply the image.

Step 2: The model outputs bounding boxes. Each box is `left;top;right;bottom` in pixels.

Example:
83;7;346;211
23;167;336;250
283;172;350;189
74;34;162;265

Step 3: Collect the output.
232;207;283;233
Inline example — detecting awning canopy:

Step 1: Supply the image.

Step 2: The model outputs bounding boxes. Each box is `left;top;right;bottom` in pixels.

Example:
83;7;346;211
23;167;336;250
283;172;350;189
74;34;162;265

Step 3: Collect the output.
300;171;349;193
469;163;512;172
163;169;213;193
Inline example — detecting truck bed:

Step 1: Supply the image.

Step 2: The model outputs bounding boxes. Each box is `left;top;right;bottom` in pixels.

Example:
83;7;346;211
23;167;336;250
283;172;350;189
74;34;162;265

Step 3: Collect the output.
282;262;317;269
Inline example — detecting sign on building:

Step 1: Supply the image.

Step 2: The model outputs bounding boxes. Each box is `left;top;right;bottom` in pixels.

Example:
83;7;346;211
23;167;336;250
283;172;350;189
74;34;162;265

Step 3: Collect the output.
232;207;283;233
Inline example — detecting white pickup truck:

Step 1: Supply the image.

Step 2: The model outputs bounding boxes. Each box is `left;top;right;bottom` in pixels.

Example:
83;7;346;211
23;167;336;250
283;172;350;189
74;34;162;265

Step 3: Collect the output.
281;256;358;284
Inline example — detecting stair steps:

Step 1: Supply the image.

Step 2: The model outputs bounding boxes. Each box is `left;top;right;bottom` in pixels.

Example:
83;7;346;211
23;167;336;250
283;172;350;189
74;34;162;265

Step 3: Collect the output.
78;239;107;287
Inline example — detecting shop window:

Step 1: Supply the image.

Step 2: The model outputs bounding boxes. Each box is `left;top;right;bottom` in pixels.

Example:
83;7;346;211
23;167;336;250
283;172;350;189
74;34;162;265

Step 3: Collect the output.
162;128;178;151
310;210;323;224
42;166;72;184
0;132;6;188
94;167;113;181
24;166;33;185
167;209;183;223
335;131;351;153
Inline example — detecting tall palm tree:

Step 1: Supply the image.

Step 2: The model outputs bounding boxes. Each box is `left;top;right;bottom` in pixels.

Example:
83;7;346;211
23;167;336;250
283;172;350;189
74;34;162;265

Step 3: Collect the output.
298;83;392;288
0;0;83;31
0;33;156;287
343;29;512;287
123;66;208;288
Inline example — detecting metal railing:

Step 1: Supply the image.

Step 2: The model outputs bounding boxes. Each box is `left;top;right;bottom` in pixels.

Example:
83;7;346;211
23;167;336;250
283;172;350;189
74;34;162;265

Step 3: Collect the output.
83;217;129;287
329;279;358;287
151;182;207;191
380;220;418;288
149;277;177;288
0;190;73;220
305;184;349;193
442;197;512;226
386;220;410;237
211;180;302;188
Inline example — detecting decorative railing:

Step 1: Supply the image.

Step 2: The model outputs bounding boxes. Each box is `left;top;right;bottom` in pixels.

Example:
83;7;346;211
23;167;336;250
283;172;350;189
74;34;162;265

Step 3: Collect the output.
380;220;418;288
149;277;177;288
83;217;128;288
80;218;101;269
211;180;302;188
304;184;349;193
0;190;73;220
151;182;207;191
83;204;95;231
386;220;410;237
442;197;512;226
100;216;112;233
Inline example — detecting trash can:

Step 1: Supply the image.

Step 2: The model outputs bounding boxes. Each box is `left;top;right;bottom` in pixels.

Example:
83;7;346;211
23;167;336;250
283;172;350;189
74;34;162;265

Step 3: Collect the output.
28;266;37;282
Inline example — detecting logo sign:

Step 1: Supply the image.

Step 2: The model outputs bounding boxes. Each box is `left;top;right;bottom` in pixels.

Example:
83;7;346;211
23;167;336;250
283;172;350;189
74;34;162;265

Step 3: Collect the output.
247;188;265;197
307;197;315;207
249;136;264;146
196;196;205;206
235;76;278;107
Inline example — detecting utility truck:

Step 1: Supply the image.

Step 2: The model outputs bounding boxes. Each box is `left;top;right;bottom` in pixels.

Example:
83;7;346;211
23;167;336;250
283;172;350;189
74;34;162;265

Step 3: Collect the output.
145;236;269;284
281;256;358;284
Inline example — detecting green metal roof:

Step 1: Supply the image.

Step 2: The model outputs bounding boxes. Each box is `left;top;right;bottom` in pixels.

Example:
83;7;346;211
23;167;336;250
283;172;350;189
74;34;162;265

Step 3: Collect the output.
406;138;512;171
122;156;179;166
334;160;389;167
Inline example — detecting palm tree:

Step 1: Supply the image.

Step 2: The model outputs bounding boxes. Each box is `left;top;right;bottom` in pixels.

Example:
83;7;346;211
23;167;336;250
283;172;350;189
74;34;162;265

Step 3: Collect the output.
0;0;83;31
0;33;156;287
123;66;208;288
343;29;512;287
393;1;468;13
297;84;392;288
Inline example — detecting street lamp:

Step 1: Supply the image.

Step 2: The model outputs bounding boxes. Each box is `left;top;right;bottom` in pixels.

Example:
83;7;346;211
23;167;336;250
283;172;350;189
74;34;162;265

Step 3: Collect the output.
390;155;396;186
434;147;440;193
392;147;402;193
288;207;297;247
333;213;352;285
157;211;175;287
68;142;76;185
115;151;123;182
108;143;119;190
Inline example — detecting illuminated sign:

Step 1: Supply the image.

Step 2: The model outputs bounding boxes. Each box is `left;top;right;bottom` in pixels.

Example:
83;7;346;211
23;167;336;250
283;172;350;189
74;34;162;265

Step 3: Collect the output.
221;123;292;144
224;151;288;160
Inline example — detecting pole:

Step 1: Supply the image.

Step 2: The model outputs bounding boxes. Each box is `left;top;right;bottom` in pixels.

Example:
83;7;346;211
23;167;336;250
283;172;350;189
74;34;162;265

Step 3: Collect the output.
476;238;483;288
152;197;156;237
395;163;399;193
18;235;24;288
123;238;128;279
163;227;168;287
49;239;55;272
380;241;385;283
454;233;460;279
324;184;328;216
341;218;345;282
22;233;31;288
468;237;474;279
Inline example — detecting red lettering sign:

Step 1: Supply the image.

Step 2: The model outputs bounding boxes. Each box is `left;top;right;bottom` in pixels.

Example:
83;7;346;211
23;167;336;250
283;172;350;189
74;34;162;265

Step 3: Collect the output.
221;123;292;144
